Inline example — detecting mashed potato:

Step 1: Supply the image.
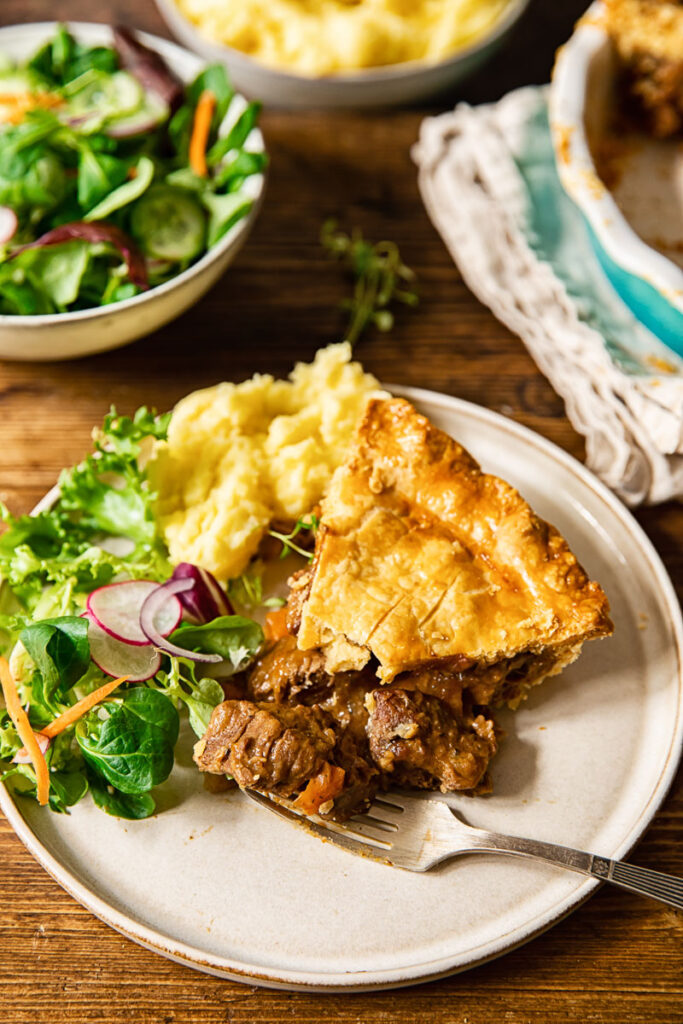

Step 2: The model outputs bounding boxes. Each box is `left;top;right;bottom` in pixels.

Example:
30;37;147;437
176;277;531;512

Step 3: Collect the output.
174;0;513;76
151;343;384;580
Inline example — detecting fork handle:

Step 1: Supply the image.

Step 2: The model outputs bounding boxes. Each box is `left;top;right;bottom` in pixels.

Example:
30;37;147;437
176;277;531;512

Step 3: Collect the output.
465;829;683;910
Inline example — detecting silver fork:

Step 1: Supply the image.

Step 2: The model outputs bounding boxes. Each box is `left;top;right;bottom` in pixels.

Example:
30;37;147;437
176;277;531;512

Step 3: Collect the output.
247;790;683;910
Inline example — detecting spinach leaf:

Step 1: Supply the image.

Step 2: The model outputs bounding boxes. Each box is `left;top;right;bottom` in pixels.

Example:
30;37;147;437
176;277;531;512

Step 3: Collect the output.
213;149;267;192
186;64;234;131
184;676;225;737
0;272;55;315
0;147;67;214
154;658;224;739
29;25;118;87
14;240;91;308
201;192;251;247
77;146;129;210
20;615;90;701
171;615;263;670
48;769;89;813
169;64;233;165
207;102;261;166
84;154;154;221
77;687;179;794
88;770;156;819
168;104;193;165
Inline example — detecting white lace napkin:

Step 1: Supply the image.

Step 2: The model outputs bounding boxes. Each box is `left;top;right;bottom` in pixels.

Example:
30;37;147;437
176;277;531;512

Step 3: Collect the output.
413;86;683;505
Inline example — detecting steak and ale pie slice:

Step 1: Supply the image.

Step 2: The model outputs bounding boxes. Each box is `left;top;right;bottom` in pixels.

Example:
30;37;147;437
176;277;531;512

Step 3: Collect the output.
295;397;613;705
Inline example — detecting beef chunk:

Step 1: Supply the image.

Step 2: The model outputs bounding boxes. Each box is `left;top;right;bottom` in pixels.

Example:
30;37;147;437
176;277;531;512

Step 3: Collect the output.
247;635;332;704
194;700;336;798
366;688;497;793
245;637;381;818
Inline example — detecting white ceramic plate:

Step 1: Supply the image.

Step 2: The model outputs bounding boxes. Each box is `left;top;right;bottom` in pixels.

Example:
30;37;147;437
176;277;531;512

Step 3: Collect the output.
1;387;681;991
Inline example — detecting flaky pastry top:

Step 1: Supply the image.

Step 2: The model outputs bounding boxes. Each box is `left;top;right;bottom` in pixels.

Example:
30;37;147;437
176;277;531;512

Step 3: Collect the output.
297;398;612;681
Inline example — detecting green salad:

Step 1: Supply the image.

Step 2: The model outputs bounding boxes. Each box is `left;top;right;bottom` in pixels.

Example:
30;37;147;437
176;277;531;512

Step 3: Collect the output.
0;408;264;819
0;24;264;315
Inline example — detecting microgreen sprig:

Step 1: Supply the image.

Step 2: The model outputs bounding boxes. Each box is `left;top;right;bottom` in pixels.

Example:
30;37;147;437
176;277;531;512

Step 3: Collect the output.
227;568;285;610
321;219;418;346
268;514;319;561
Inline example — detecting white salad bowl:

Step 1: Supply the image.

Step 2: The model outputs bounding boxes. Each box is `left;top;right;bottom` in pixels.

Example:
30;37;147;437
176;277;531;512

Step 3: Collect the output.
154;0;530;109
549;2;683;357
0;22;266;362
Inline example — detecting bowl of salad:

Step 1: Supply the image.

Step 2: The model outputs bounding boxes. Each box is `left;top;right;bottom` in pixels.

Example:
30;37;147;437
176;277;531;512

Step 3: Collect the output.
0;22;266;361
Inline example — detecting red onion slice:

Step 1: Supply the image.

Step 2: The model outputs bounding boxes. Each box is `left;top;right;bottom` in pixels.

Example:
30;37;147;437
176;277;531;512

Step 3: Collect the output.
13;731;50;764
113;26;184;110
171;563;233;624
140;579;222;663
8;222;149;290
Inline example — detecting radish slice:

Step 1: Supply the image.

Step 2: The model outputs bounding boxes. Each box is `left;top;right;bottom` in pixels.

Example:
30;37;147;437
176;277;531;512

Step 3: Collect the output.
88;579;181;646
140;579;222;664
84;612;162;681
0;206;18;244
13;731;50;764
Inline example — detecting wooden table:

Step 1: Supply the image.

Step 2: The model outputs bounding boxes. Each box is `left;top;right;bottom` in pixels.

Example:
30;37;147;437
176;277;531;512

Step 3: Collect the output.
1;1;681;1021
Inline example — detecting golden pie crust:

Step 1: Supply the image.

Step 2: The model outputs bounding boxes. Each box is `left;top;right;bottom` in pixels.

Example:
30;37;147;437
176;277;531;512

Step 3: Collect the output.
296;398;613;685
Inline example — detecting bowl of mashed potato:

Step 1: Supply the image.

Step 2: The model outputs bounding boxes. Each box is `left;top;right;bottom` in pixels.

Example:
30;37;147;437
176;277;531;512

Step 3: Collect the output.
155;0;530;107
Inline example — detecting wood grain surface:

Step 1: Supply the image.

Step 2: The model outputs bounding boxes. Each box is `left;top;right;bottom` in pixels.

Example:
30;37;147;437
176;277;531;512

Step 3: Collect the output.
0;1;681;1021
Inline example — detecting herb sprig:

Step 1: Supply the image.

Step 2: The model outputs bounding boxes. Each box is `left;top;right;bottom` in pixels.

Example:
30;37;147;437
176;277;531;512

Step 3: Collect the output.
268;514;319;561
322;219;418;346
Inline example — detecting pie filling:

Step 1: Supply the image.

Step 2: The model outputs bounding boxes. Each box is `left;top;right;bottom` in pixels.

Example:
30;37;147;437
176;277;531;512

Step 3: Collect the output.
605;0;683;137
192;631;583;821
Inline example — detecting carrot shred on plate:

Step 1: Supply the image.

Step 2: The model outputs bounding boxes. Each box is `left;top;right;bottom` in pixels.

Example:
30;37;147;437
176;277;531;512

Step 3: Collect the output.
41;675;128;739
189;89;216;178
0;656;50;806
294;763;346;816
264;606;290;642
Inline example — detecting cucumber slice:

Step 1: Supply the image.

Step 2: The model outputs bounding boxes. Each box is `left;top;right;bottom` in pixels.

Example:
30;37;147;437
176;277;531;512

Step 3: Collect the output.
106;91;169;138
66;70;143;129
130;185;206;262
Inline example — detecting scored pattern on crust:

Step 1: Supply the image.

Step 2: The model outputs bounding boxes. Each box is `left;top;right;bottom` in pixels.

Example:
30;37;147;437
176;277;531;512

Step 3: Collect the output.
297;398;613;683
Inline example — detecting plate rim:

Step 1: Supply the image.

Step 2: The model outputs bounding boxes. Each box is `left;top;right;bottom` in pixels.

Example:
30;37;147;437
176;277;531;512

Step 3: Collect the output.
1;386;681;991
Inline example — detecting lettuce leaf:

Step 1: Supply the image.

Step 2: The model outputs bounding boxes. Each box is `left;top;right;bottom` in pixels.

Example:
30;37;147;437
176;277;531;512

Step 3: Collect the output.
0;405;171;619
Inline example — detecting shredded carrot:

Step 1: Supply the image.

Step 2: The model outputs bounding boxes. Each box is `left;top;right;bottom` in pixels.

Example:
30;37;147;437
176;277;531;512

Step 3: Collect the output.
264;606;290;642
12;675;128;764
0;656;50;806
294;763;346;816
0;91;62;124
41;676;128;739
189;89;216;178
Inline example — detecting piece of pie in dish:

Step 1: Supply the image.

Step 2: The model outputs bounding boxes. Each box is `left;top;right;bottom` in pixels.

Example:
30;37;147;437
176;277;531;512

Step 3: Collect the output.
604;0;683;138
295;397;613;705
